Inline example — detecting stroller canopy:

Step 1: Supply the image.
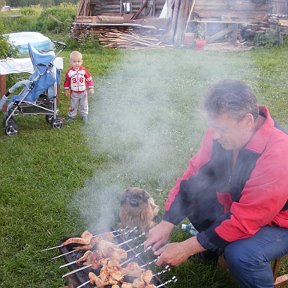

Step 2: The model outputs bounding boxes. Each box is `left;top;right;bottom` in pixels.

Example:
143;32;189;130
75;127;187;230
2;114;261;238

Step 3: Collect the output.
29;43;55;74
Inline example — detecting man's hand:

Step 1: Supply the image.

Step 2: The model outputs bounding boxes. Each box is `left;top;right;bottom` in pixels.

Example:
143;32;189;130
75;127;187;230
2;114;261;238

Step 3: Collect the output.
144;221;174;251
64;90;70;97
154;242;190;266
154;236;206;267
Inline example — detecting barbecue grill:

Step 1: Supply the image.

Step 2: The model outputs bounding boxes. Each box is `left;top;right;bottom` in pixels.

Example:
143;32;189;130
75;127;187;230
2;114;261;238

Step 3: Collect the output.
50;227;177;288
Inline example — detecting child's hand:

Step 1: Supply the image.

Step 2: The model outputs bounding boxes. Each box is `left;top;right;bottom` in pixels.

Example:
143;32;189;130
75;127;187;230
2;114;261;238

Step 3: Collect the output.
64;90;70;97
88;88;94;95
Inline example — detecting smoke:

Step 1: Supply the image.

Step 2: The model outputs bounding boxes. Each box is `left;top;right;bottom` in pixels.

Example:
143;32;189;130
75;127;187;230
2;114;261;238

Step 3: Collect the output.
71;49;256;233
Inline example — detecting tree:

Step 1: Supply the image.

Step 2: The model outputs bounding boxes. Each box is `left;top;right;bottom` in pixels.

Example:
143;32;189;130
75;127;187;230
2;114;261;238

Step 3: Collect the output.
0;0;6;9
6;0;79;7
40;0;54;7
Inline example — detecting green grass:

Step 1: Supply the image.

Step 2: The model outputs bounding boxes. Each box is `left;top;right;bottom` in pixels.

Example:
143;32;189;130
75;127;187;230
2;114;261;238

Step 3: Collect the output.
0;45;288;288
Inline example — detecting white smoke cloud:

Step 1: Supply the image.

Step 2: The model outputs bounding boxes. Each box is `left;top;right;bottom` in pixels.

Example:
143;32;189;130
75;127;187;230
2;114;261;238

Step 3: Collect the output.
71;49;256;232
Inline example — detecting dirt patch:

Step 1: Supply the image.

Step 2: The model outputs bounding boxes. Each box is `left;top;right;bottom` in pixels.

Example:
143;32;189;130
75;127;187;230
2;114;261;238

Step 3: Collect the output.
204;42;254;52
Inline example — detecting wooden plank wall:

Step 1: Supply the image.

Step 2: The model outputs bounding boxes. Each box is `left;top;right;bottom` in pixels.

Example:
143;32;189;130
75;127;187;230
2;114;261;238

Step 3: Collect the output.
83;0;288;21
193;0;273;22
272;0;288;15
88;0;166;16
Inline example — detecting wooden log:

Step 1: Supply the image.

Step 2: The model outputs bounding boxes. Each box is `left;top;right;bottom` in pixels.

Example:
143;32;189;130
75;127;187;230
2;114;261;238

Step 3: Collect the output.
131;0;148;20
174;0;191;45
185;0;196;32
206;27;234;43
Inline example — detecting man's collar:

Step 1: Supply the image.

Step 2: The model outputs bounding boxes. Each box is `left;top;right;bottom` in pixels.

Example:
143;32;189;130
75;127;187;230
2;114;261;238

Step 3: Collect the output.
244;106;274;154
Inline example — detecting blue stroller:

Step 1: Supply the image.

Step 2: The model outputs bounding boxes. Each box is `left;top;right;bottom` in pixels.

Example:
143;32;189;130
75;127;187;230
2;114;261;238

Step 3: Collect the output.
0;41;66;136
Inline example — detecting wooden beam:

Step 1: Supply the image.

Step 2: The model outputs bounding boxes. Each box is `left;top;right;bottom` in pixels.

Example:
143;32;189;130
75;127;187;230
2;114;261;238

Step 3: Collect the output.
0;75;7;112
0;75;6;96
185;0;196;33
206;27;234;43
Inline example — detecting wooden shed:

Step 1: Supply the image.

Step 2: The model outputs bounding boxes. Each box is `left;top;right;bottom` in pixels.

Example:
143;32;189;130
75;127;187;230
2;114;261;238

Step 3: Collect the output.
71;0;288;48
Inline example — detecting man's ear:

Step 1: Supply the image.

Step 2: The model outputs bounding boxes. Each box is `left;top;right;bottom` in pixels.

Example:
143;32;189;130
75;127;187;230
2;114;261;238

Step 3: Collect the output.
244;113;255;130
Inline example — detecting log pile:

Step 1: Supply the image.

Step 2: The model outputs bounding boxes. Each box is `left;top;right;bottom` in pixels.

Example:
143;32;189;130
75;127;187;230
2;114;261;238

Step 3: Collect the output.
72;0;286;48
71;24;168;49
100;30;169;48
72;0;194;48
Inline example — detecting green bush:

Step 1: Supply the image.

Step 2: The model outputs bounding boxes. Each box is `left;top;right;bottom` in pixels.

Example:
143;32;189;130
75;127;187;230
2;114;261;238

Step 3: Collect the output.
0;7;40;32
20;7;36;15
35;3;76;34
0;22;17;58
73;34;102;52
254;28;283;47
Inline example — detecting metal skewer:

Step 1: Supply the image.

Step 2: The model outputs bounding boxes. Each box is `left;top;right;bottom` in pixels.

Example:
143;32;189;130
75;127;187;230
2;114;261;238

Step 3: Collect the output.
41;244;64;252
52;232;123;260
60;239;144;268
76;280;90;288
51;249;77;260
117;232;145;247
157;276;177;287
120;246;152;266
74;262;170;288
125;242;144;253
93;226;130;238
140;257;158;268
60;259;78;268
43;227;131;252
62;264;91;278
153;265;171;276
120;226;138;235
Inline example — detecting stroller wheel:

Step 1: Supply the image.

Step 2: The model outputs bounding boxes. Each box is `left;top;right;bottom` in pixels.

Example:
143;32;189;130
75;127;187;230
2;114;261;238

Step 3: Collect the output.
5;122;19;136
51;117;64;129
46;115;53;124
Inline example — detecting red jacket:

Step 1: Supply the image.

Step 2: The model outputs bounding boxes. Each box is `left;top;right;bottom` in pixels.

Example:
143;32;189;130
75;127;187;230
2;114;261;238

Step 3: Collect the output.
163;107;288;251
64;66;94;93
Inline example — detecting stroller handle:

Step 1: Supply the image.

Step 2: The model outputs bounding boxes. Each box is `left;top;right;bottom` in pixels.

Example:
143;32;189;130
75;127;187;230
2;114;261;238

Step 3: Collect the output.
52;41;67;57
53;40;67;49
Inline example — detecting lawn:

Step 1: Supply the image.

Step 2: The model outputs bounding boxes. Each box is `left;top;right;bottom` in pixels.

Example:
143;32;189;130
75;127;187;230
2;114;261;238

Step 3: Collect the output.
0;45;288;288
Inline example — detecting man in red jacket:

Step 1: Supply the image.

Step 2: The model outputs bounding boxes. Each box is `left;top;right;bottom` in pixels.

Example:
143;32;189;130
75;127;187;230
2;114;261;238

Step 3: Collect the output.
144;79;288;288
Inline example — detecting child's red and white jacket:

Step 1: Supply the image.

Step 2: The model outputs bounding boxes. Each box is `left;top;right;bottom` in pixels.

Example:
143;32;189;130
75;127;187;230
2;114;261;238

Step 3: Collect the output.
64;66;94;93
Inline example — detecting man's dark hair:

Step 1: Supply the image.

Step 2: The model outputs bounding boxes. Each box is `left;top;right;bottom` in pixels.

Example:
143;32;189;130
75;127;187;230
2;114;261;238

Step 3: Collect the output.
203;79;259;120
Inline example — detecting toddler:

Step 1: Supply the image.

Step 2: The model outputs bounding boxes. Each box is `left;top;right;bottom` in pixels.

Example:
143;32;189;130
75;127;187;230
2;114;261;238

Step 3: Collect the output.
64;51;94;122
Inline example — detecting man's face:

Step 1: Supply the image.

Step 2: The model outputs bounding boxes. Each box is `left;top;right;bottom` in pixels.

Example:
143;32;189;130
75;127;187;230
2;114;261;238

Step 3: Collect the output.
209;113;253;150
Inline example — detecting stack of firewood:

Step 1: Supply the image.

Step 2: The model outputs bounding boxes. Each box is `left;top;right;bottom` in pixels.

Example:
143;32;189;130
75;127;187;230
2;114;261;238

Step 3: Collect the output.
71;24;168;49
100;30;168;48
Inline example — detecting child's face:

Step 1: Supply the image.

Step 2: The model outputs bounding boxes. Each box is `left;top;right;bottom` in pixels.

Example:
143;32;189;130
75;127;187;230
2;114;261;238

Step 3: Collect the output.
70;56;83;70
